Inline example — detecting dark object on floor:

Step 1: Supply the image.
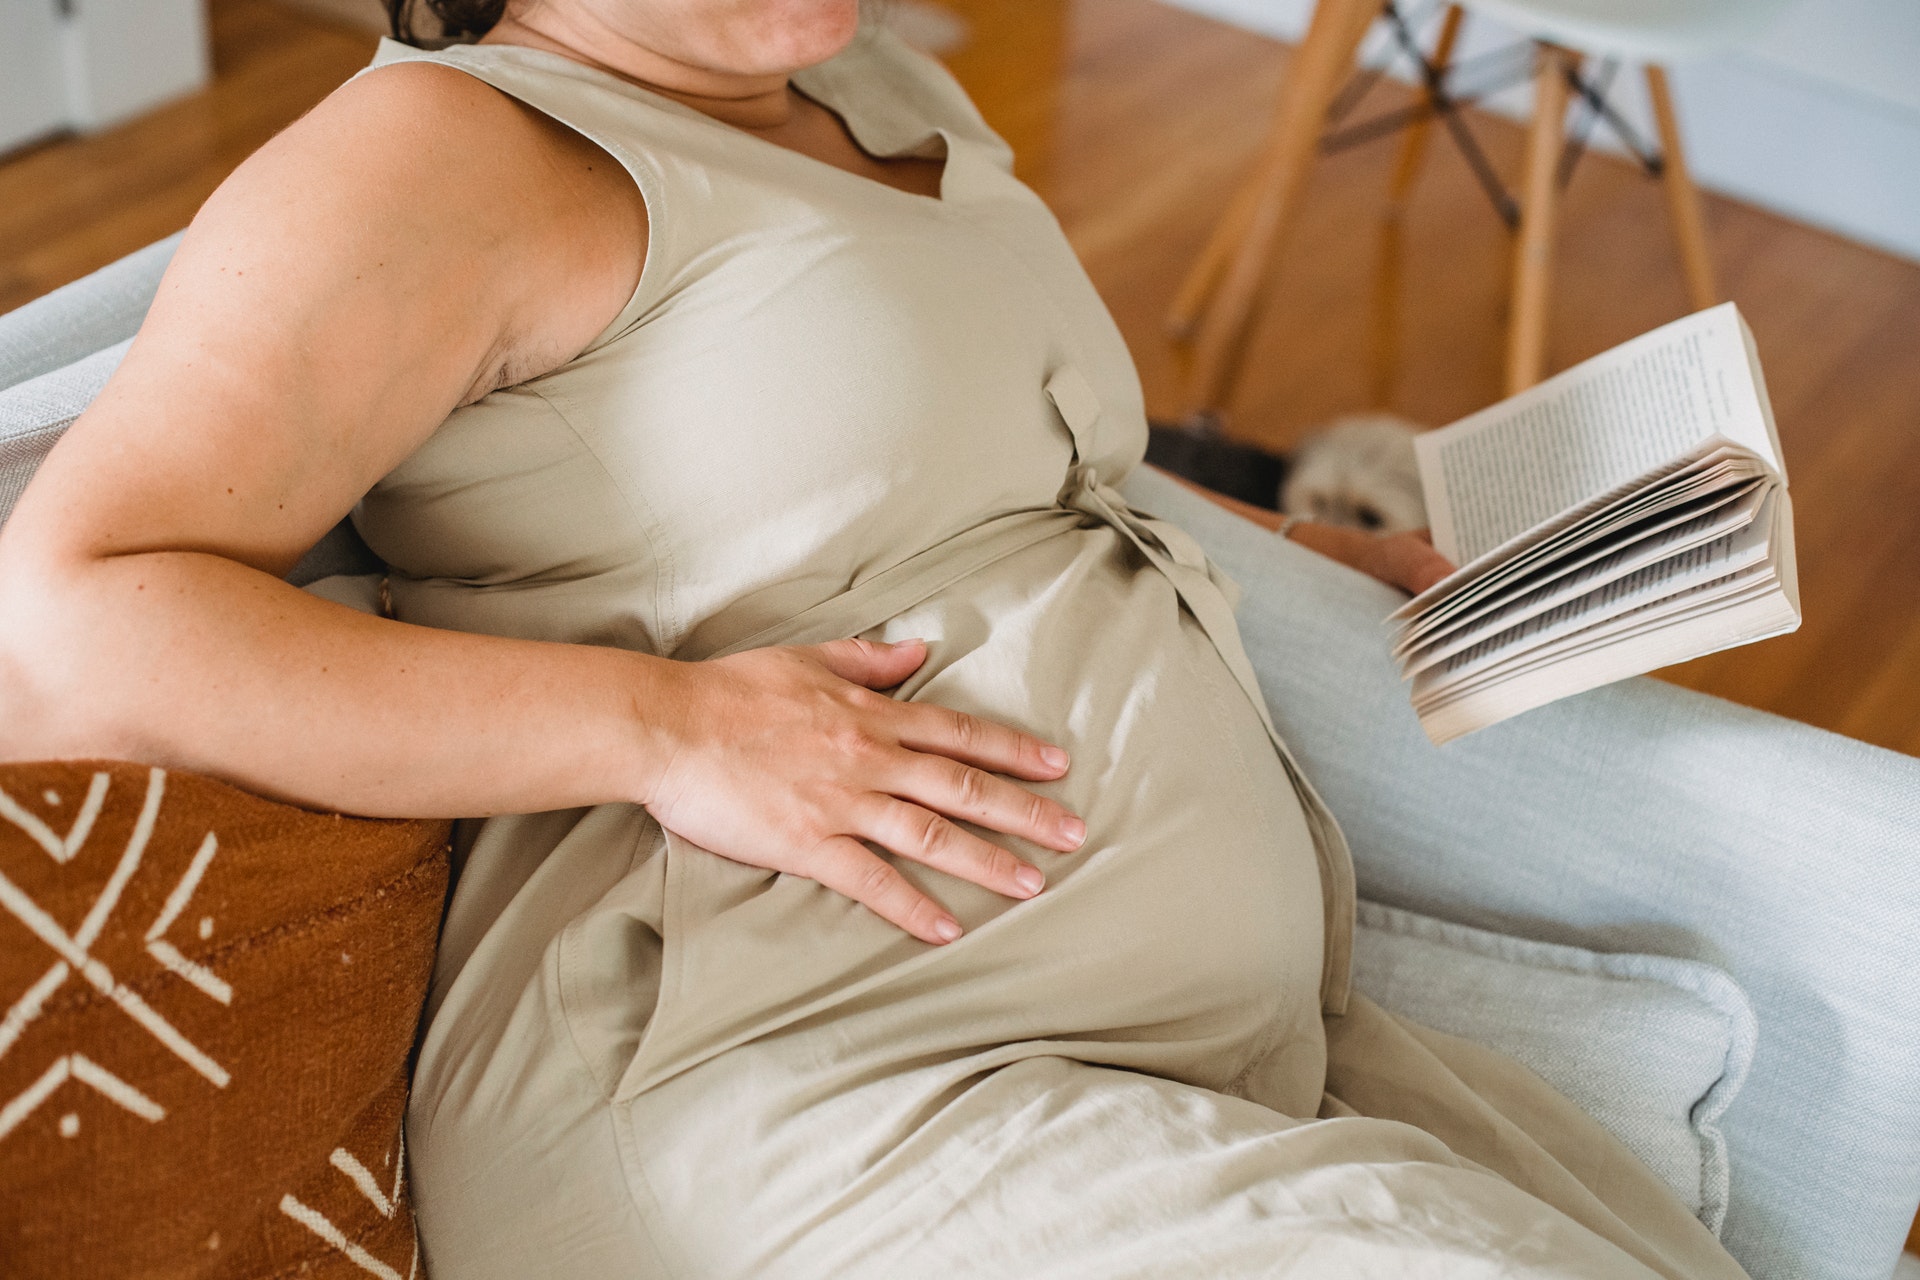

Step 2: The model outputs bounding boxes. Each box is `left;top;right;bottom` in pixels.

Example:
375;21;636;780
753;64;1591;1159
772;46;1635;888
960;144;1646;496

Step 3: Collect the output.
1145;414;1288;511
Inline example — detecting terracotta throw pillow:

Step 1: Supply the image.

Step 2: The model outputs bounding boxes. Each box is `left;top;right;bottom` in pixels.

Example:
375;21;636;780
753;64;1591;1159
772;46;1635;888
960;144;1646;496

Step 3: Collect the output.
0;760;450;1278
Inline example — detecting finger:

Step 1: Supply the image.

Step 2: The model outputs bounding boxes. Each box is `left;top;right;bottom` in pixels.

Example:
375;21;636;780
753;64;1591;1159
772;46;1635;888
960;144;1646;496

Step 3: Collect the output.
1384;536;1455;595
889;752;1086;853
807;636;928;690
804;834;963;944
894;700;1071;781
860;795;1045;900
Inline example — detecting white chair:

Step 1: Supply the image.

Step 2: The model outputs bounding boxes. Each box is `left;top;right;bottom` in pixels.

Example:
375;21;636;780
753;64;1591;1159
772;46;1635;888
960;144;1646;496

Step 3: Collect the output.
1170;0;1791;410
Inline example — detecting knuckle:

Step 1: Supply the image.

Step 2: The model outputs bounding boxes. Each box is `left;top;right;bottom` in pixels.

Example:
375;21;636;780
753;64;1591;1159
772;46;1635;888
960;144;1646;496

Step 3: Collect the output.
952;763;988;810
852;857;897;903
915;809;955;856
843;684;887;714
986;845;1018;882
1024;791;1052;829
947;708;979;752
827;724;875;760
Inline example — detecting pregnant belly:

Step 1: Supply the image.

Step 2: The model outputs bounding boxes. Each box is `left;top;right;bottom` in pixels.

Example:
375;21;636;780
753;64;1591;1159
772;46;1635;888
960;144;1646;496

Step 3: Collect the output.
605;527;1329;1103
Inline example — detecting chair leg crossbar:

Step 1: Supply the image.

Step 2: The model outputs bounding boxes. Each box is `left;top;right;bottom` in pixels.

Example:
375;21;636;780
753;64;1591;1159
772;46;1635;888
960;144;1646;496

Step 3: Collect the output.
1323;6;1668;226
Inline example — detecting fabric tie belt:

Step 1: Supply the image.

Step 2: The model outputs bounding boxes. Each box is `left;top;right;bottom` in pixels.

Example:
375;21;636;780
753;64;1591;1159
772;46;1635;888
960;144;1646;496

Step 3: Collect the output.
676;457;1354;1014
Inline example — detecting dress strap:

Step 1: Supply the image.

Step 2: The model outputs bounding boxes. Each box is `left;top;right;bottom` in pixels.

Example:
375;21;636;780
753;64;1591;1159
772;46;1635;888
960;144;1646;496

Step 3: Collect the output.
1054;466;1355;1014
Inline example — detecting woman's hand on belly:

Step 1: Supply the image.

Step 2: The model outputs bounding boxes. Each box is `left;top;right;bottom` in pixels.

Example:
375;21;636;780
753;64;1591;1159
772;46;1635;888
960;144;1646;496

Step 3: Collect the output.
640;637;1087;945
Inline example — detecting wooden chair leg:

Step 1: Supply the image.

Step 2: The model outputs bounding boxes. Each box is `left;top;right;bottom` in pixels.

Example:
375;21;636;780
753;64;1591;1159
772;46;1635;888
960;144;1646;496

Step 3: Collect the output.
1387;3;1464;210
1167;172;1262;341
1183;0;1382;416
1505;43;1575;396
1646;64;1717;313
1374;3;1462;406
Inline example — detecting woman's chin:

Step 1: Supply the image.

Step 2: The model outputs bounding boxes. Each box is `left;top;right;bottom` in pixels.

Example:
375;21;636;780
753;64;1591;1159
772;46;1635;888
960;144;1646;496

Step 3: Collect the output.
723;0;864;73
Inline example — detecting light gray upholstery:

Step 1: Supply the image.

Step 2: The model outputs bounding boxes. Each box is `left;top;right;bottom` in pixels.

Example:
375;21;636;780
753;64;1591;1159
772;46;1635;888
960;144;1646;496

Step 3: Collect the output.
0;267;381;587
1353;899;1757;1233
0;338;130;529
3;239;1916;1280
0;234;182;392
1124;463;1920;1280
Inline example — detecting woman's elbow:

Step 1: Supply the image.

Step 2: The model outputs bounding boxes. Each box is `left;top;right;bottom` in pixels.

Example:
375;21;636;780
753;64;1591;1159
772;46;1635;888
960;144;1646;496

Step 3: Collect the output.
0;549;140;762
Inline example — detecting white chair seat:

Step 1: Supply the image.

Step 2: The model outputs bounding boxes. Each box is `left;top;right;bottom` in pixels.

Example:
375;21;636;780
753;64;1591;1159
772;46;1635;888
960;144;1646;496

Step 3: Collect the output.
1455;0;1790;63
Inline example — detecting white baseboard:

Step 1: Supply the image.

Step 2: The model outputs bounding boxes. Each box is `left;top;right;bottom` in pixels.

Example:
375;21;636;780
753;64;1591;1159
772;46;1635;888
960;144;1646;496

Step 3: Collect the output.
1162;0;1920;264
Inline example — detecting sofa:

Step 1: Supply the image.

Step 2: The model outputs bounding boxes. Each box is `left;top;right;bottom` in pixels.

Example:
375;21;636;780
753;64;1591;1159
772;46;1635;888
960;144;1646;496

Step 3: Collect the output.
2;236;1917;1280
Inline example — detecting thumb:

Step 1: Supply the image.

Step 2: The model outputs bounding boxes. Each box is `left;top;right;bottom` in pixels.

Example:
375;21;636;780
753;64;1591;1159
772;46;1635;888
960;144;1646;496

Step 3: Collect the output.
808;636;929;689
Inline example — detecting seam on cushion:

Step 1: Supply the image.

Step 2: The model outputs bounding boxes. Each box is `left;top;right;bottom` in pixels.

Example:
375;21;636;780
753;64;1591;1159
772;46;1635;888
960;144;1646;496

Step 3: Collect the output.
0;414;77;449
29;850;446;1020
1354;898;1755;1234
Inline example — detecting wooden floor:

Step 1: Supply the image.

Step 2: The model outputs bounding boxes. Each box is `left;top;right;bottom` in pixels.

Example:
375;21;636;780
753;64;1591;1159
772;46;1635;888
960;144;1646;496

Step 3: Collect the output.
3;0;1918;762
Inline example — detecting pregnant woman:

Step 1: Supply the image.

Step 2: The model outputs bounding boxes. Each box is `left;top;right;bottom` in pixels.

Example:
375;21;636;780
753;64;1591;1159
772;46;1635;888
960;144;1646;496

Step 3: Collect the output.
0;1;1746;1275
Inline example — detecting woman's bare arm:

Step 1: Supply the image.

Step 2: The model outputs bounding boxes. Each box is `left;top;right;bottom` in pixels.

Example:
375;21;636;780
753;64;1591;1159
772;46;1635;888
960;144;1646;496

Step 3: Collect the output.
1154;466;1453;595
0;63;1082;944
0;61;650;814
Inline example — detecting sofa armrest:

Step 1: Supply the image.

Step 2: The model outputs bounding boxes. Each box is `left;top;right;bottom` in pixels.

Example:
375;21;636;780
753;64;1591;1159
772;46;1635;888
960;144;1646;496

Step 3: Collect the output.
0;234;183;393
1123;463;1920;1280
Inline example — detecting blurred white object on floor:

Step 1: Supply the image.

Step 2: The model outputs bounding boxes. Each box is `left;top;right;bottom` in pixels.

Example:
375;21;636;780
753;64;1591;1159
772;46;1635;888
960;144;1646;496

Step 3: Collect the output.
1281;414;1428;533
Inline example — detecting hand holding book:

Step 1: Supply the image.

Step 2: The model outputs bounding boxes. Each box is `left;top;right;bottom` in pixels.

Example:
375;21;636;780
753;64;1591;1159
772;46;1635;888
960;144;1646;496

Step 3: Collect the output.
1392;303;1799;745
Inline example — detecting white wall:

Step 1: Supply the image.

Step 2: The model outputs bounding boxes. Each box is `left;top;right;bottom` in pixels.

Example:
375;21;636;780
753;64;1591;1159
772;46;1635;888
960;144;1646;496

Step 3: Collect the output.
0;0;209;152
1163;0;1920;263
0;0;69;152
61;0;211;131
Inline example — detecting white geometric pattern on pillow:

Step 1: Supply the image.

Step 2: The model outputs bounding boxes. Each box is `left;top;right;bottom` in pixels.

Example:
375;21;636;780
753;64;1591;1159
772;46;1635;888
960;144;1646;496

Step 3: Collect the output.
1352;899;1757;1235
0;767;234;1144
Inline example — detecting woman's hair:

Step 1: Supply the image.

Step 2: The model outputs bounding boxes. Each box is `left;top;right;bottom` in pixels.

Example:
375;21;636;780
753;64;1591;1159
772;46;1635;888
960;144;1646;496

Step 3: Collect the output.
384;0;502;42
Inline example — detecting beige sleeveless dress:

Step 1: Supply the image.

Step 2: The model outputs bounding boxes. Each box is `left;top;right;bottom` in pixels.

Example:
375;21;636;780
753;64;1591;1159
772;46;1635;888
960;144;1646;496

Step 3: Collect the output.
351;31;1746;1280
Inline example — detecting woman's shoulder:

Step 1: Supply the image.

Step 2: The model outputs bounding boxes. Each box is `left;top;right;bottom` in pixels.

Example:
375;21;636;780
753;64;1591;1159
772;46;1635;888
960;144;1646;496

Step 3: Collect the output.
192;50;646;398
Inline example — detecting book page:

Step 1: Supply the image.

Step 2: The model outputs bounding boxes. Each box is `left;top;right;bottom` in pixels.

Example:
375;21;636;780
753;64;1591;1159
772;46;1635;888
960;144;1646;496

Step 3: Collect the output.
1416;564;1779;703
1400;483;1769;676
1417;303;1778;564
1413;584;1800;745
1393;446;1764;629
1395;476;1764;657
1413;493;1778;691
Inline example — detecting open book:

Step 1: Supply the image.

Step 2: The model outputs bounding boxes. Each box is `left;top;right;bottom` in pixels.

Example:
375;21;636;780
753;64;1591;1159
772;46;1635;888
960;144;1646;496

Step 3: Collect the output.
1391;303;1800;745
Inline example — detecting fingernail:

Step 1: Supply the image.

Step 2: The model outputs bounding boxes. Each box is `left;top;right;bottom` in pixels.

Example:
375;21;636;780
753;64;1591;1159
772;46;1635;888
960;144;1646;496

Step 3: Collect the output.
933;917;963;942
1061;816;1086;848
1041;745;1069;770
1014;864;1045;896
894;637;927;648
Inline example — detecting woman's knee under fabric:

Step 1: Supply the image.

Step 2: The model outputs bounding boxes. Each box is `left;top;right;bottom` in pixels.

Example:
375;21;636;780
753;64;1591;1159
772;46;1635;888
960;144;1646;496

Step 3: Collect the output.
415;1045;1684;1280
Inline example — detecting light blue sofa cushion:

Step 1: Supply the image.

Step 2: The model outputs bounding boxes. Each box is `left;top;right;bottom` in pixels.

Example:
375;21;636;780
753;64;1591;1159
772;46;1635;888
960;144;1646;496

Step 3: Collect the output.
0;234;182;393
1353;899;1757;1234
0;338;130;526
1124;464;1920;1280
